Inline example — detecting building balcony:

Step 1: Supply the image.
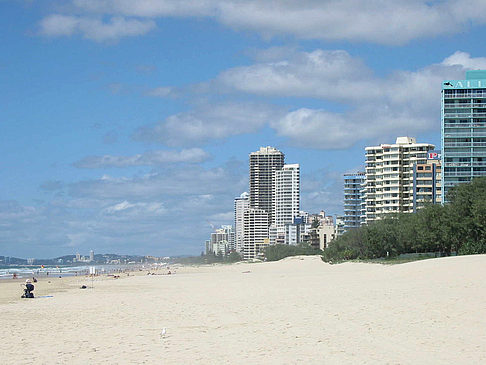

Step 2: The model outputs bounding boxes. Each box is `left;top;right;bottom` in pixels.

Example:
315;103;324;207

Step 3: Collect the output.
444;123;486;128
443;171;476;177
444;92;486;99
444;112;486;118
445;103;486;107
444;131;486;139
444;151;486;157
444;142;486;148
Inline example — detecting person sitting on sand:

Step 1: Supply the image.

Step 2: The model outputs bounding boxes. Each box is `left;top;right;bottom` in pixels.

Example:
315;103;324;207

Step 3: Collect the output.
22;279;35;298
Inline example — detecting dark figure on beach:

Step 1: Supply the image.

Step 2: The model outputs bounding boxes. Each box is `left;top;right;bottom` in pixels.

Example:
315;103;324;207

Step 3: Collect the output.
21;279;35;298
32;277;37;283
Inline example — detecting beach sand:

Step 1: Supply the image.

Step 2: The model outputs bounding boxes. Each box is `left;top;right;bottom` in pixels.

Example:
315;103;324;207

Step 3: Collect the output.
1;255;485;364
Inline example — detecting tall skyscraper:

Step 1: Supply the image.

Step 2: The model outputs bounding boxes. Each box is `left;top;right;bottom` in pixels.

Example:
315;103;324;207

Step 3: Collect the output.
364;137;435;224
234;192;249;253
273;164;300;227
442;70;486;201
343;172;365;231
249;146;285;223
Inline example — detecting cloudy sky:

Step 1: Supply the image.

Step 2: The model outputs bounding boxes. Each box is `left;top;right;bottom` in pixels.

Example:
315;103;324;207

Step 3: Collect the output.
2;0;486;258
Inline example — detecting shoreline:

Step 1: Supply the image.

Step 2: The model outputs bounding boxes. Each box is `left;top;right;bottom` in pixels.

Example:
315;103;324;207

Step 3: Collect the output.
0;264;176;305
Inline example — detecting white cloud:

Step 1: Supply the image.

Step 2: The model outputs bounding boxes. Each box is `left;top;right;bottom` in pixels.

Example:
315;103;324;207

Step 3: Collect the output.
41;0;486;44
216;49;374;102
214;50;486;149
301;169;344;215
73;148;210;168
131;50;486;149
39;14;156;41
72;0;216;17
441;51;486;69
270;109;352;149
207;211;233;223
103;201;166;216
69;165;247;199
146;86;176;98
133;102;282;146
2;161;248;257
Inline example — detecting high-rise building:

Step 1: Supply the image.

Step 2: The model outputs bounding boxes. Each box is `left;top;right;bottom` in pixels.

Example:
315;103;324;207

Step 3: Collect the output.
221;225;235;252
343;172;365;231
89;250;94;262
249;146;285;223
234;192;249;253
208;226;234;256
364;137;435;224
243;208;269;260
442;70;486;201
273;164;300;227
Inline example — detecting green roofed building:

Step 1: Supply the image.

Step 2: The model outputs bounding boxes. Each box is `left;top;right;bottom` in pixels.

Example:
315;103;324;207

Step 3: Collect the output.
442;70;486;201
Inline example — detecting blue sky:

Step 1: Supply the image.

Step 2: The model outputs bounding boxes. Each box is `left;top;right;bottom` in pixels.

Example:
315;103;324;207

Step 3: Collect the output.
2;0;486;258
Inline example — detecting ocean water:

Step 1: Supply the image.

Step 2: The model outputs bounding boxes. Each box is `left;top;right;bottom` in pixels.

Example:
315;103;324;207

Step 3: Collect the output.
0;264;147;280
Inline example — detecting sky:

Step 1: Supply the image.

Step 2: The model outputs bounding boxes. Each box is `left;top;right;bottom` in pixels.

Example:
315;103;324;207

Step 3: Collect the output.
2;0;486;258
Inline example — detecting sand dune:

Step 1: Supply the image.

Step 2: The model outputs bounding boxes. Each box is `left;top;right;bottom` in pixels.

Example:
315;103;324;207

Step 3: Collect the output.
1;255;485;364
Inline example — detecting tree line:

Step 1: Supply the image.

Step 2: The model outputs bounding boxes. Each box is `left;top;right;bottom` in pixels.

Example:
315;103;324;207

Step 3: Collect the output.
322;177;486;262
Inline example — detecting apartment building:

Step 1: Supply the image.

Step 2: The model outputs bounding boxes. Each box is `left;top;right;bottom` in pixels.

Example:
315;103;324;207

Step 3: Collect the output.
343;172;365;231
442;70;486;201
242;208;269;260
249;146;285;223
412;152;442;211
364;137;435;224
234;192;249;253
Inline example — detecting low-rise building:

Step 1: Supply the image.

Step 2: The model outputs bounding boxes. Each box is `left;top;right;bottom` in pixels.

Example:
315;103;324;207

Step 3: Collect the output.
413;151;442;211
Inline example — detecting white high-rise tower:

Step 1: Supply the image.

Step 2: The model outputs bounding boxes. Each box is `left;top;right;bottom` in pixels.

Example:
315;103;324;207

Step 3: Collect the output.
249;146;285;223
234;192;249;253
273;164;300;227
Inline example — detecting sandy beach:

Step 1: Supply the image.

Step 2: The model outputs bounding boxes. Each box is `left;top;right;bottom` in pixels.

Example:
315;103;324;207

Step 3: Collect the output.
1;255;485;364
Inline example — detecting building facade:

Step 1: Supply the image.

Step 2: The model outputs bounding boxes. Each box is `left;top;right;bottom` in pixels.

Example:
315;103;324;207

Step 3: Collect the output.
273;163;300;227
243;208;269;260
318;223;336;250
206;225;235;256
364;137;435;224
442;70;486;201
249;146;285;224
343;172;365;231
234;192;249;253
210;228;229;256
412;152;442;211
335;215;346;236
